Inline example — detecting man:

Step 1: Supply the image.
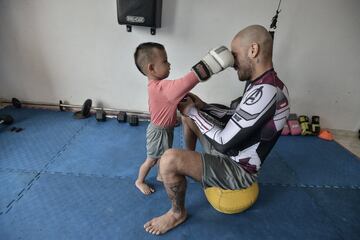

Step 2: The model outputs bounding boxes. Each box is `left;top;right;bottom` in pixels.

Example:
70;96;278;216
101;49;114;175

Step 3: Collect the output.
144;25;290;235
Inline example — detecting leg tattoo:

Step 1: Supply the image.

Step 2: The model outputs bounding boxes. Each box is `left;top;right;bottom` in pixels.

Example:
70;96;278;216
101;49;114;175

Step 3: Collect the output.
165;178;187;213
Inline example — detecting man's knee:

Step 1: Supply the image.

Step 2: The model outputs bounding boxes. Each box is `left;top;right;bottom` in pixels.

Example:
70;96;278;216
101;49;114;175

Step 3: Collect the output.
160;149;182;173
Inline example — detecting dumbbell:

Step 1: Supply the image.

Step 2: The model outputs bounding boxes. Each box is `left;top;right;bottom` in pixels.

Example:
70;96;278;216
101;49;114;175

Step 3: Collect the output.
96;110;133;124
73;99;92;119
0;115;14;125
3;98;149;124
7;98;93;118
12;98;22;108
117;111;127;122
128;115;139;126
96;109;107;122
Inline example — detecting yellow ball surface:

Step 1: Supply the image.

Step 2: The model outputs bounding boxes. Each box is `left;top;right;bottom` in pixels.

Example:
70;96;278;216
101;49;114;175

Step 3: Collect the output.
204;182;259;214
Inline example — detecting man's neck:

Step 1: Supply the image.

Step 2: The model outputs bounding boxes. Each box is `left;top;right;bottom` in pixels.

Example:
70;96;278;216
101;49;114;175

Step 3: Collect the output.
250;63;273;81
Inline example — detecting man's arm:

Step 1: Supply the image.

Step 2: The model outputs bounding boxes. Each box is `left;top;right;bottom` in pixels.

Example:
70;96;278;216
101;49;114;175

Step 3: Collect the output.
200;104;235;127
187;92;237;127
185;84;278;155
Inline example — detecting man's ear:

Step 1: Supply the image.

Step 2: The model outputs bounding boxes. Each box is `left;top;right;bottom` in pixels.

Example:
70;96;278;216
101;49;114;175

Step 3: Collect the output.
248;43;259;58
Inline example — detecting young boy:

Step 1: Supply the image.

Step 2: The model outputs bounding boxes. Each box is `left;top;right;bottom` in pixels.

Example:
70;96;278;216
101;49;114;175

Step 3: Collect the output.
134;42;234;195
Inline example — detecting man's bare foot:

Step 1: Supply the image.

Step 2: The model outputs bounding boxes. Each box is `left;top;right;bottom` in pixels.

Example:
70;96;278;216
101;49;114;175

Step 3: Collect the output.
144;209;187;235
135;180;155;195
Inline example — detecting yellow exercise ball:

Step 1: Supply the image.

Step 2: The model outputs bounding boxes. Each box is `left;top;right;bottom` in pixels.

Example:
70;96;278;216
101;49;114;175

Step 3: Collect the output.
204;182;259;214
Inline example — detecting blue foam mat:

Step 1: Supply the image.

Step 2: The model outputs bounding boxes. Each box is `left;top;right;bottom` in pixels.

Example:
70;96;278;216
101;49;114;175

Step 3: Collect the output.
1;108;359;239
48;120;149;178
0;107;87;171
0;170;37;214
47;118;182;179
259;136;360;187
0;173;347;240
305;187;360;239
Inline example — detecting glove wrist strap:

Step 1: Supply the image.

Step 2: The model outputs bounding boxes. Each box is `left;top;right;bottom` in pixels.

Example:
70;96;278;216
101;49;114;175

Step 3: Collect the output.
192;61;211;81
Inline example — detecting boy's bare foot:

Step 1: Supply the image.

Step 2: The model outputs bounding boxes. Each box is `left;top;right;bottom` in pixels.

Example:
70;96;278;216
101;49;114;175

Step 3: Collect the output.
144;209;187;235
135;180;155;195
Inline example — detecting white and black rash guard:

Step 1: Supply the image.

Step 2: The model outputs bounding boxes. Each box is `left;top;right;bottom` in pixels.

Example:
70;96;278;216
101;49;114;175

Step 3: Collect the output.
188;69;290;174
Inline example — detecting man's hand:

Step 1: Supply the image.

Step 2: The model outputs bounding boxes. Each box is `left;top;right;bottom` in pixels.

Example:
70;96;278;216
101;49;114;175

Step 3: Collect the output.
187;92;207;109
178;96;195;116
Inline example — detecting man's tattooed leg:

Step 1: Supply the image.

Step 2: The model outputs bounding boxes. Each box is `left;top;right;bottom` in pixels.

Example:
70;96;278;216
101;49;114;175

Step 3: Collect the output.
164;177;187;212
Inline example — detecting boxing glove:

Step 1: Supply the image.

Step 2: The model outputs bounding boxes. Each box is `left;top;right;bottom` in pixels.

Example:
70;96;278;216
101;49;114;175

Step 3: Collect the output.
311;116;321;135
281;122;290;136
288;113;301;136
299;115;312;136
192;46;234;81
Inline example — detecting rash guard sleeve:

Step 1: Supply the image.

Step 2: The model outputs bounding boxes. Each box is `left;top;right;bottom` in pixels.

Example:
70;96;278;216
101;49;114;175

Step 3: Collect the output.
188;84;277;155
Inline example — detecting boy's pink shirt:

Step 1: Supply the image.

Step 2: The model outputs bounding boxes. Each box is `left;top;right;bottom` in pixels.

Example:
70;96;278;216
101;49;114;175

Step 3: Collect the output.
148;71;199;127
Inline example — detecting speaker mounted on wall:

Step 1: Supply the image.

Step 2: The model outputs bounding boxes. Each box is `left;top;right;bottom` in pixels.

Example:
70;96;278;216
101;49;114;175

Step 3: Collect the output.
117;0;162;35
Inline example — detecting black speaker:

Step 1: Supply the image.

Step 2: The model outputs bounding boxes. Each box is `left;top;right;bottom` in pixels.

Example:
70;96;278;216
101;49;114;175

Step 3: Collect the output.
117;0;162;35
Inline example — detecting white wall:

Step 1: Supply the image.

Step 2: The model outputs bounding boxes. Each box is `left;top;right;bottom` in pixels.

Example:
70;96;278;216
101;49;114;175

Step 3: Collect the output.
0;0;359;131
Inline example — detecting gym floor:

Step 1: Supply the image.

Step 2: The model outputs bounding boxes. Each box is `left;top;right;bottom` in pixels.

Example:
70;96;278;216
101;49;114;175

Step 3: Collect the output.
0;106;359;240
331;130;360;159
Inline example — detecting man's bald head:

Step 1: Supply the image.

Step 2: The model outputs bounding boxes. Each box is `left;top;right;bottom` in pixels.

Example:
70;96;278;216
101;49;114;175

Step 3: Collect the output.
234;25;273;61
231;25;274;81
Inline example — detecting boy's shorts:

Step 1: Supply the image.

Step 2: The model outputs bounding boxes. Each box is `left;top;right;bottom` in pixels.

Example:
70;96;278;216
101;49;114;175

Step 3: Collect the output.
146;122;174;159
197;134;257;190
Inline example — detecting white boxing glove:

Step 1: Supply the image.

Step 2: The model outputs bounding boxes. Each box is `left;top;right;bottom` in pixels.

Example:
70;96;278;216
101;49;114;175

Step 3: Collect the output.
192;46;234;81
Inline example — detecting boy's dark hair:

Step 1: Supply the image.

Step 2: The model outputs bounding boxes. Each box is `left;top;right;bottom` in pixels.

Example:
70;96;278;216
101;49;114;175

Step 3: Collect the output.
134;42;165;76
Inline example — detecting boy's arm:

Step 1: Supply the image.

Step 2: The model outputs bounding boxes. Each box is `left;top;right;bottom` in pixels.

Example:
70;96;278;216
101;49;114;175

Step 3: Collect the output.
162;46;235;103
161;71;200;104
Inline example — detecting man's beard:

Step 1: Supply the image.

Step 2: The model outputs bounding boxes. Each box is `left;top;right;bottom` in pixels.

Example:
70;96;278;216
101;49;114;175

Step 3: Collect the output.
237;57;253;81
